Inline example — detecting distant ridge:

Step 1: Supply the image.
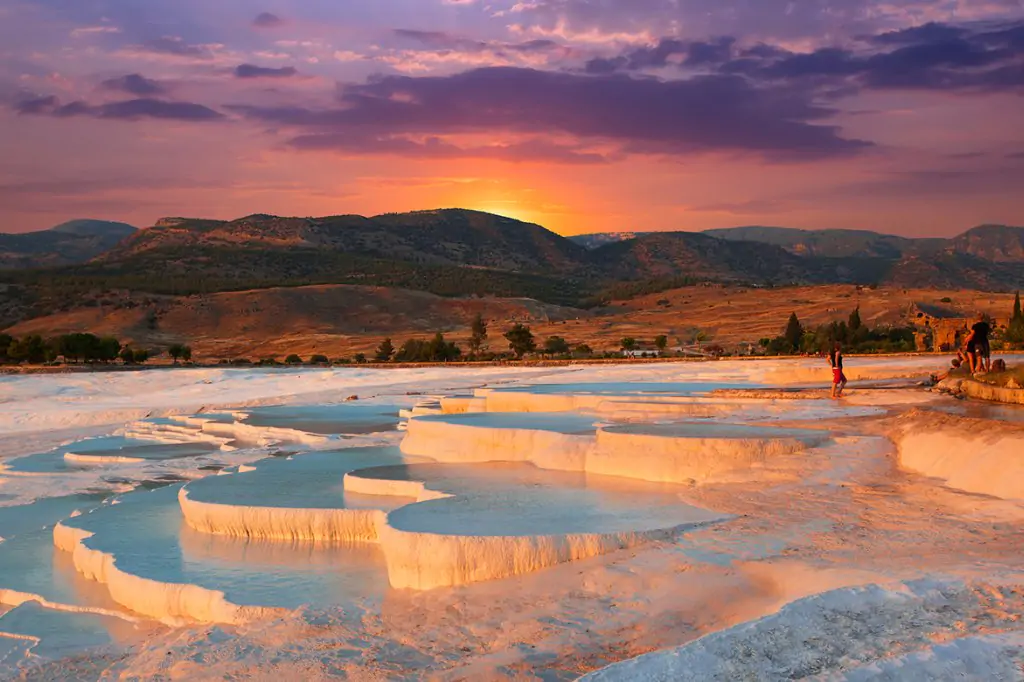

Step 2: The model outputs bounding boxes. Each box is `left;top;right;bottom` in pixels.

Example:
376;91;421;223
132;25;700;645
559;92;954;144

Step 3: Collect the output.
0;219;137;269
2;210;1023;334
574;224;1023;261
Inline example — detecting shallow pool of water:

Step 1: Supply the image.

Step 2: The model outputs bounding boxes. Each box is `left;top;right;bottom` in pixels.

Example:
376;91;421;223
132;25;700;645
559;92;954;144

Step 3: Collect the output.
183;447;412;511
369;462;722;537
412;412;600;434
63;485;392;612
239;404;402;435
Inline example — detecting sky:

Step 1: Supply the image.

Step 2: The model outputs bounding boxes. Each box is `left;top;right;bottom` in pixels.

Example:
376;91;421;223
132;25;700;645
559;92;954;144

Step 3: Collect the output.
1;0;1023;236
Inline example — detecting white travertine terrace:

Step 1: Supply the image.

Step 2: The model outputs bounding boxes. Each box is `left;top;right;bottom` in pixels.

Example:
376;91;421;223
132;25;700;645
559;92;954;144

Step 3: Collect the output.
178;487;385;544
893;411;1024;500
375;522;682;591
63;452;146;465
401;413;828;484
52;522;283;626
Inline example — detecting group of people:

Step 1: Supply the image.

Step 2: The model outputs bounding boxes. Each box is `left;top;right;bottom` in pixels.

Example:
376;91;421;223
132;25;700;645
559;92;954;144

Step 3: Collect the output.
829;312;1000;396
933;313;1005;382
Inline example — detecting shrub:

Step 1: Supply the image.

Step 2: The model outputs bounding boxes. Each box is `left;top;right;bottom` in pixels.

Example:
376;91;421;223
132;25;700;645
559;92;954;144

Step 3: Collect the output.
285;354;303;365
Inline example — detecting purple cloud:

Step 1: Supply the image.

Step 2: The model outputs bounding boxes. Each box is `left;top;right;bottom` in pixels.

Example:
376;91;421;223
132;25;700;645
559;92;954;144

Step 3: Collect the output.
133;36;214;59
228;67;870;160
235;64;298;79
15;96;224;121
253;12;285;28
289;133;610;164
100;73;167;96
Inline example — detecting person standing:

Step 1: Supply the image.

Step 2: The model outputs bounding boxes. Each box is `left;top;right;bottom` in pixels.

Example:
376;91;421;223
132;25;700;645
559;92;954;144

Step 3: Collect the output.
829;342;847;399
965;313;992;374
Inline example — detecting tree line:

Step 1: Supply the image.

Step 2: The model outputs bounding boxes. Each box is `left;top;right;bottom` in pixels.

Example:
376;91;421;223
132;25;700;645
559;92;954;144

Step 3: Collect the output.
0;333;191;366
759;308;917;355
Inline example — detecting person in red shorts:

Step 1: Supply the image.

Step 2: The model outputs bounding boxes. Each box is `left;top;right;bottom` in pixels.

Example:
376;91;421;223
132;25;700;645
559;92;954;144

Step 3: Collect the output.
829;342;847;399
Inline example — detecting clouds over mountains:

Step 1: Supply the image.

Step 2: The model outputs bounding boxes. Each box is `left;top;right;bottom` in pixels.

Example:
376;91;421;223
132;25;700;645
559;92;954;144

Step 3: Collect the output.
2;6;1023;182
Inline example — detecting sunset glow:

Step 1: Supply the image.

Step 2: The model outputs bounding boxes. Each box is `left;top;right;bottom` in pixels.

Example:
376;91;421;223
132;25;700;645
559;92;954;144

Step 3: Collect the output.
1;1;1023;236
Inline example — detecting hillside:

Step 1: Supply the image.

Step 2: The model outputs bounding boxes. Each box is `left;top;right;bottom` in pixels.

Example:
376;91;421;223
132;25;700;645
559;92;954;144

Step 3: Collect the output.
577;224;1023;261
947;225;1024;262
702;226;941;259
588;231;911;286
6;283;1019;360
104;210;592;274
3;211;1024;339
0;219;137;269
4;284;587;359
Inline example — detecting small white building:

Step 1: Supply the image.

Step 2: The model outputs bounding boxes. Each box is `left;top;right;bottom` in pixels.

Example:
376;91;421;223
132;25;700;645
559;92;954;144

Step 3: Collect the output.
622;347;662;358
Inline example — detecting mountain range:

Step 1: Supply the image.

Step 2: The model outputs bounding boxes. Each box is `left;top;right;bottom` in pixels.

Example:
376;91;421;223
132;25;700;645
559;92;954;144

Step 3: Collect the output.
572;224;1024;262
0;219;137;269
1;211;1023;331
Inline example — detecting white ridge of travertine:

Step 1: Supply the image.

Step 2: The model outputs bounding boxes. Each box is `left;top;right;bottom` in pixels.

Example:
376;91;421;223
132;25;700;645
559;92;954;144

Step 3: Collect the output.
176;458;702;594
178;488;383;544
439;396;487;414
399;416;594;472
376;522;680;591
400;416;825;484
0;587;141;623
52;521;284;625
589;427;825;484
63;452;146;465
893;415;1024;500
342;471;451;502
124;416;338;449
120;421;235;448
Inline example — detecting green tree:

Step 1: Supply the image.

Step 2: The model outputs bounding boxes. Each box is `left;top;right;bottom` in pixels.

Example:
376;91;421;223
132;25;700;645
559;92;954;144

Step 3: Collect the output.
0;333;13;363
285;354;303;365
426;332;460;362
573;343;593;358
353;353;367;364
98;337;121;362
168;344;185;364
1009;291;1024;344
375;338;395;362
309;354;329;364
504;324;536;358
620;337;637;351
181;345;193;363
544;336;570;355
8;335;49;364
120;347;135;364
849;307;862;332
784;313;803;353
469;313;488;355
133;349;150;364
654;335;668;352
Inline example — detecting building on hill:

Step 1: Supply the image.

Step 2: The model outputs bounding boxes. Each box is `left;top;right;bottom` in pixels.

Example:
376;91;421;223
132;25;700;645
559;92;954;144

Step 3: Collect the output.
910;302;1007;352
623;346;662;358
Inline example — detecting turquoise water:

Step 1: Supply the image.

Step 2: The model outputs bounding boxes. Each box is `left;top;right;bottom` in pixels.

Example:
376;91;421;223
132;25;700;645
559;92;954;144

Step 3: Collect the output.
3;436;218;475
411;412;600;434
601;422;827;440
183;447;411;510
367;462;722;537
61;485;391;612
239;404;402;435
497;382;760;396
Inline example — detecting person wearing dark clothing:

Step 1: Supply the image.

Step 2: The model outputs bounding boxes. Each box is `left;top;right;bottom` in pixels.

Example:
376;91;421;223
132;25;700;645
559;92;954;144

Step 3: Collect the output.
828;343;847;398
965;314;991;373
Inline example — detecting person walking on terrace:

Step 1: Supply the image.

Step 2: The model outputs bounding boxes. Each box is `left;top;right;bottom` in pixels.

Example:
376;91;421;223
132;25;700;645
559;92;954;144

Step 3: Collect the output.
829;342;847;399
